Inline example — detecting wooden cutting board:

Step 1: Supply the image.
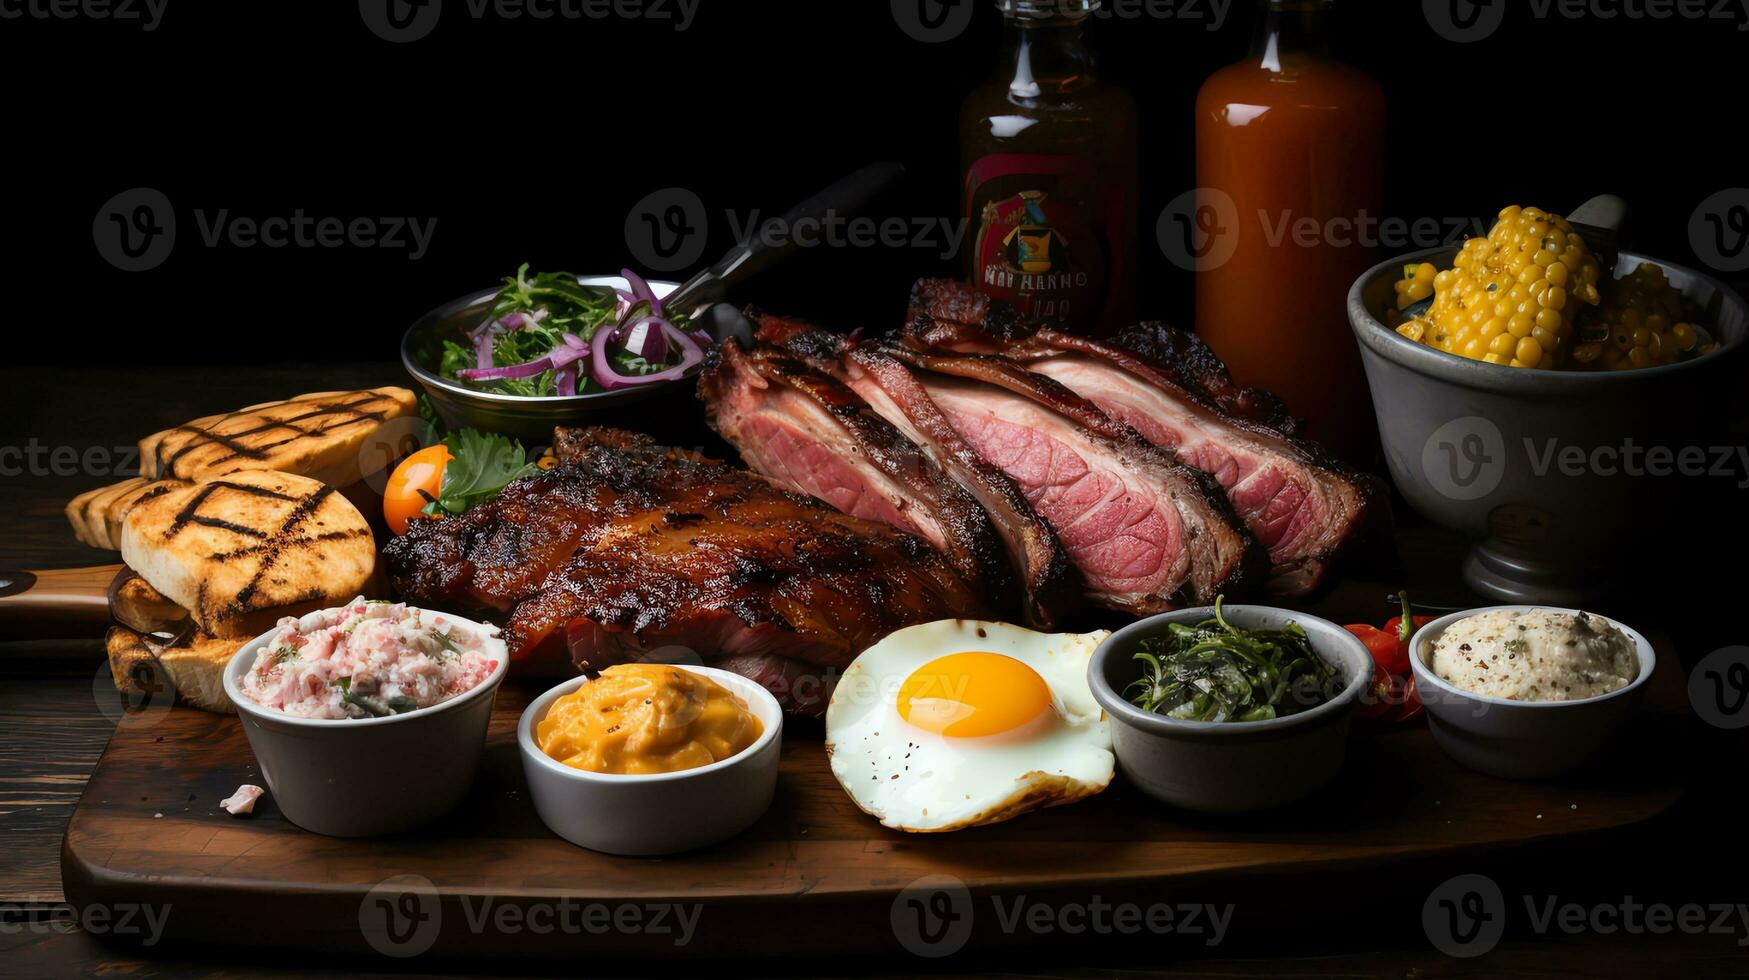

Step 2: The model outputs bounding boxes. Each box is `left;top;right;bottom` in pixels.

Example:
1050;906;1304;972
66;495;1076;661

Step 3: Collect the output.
60;591;1691;963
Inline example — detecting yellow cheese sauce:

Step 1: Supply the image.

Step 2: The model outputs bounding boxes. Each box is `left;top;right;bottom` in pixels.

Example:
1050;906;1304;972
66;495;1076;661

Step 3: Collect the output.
537;664;764;775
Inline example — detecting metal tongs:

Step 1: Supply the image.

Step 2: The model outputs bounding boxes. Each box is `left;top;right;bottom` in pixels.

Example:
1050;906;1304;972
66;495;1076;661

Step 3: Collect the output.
658;162;908;347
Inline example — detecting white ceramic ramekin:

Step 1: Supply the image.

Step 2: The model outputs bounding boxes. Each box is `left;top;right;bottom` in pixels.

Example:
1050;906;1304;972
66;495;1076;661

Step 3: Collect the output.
517;666;783;856
223;608;509;837
1409;605;1655;780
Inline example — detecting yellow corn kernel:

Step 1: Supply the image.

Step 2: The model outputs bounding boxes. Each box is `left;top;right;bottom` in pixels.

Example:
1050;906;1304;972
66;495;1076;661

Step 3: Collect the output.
1578;261;1708;371
1395;206;1604;369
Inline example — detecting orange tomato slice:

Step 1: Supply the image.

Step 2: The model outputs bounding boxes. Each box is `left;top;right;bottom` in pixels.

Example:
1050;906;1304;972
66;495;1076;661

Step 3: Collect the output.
383;444;453;534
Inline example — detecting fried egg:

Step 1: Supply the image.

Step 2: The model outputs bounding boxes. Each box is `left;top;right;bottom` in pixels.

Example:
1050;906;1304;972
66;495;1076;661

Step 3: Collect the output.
825;620;1113;833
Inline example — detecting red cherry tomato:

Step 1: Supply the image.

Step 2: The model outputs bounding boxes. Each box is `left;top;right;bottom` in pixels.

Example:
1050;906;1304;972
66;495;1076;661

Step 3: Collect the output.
1354;661;1397;721
1346;623;1410;678
1395;674;1426;723
383;445;452;534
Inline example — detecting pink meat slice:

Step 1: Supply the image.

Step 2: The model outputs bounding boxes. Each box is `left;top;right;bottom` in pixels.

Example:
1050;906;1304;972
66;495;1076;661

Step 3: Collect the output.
921;377;1187;602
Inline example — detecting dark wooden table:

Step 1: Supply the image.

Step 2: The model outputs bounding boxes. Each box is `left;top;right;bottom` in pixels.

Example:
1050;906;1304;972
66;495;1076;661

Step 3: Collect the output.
5;364;1748;977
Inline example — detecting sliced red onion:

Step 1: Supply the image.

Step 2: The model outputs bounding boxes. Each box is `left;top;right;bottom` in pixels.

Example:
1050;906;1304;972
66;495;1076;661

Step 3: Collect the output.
468;310;545;370
618;315;671;362
554;364;577;397
591;319;703;389
459;340;589;383
620;268;663;315
458;358;554;382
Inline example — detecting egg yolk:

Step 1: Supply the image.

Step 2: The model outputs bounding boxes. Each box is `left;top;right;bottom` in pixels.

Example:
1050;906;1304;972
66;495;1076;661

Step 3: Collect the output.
896;652;1052;738
537;664;764;775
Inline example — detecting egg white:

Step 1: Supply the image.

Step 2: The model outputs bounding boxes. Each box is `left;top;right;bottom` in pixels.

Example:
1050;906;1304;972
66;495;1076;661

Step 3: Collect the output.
825;620;1114;833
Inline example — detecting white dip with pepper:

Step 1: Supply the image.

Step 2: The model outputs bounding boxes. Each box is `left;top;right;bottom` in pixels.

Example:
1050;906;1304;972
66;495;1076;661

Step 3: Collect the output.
1428;609;1638;702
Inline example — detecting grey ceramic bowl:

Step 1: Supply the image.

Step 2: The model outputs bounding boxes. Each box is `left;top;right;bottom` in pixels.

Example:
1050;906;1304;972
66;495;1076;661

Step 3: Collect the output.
1088;605;1372;813
401;275;690;446
1408;606;1654;780
222;609;509;837
517;666;783;856
1350;247;1747;604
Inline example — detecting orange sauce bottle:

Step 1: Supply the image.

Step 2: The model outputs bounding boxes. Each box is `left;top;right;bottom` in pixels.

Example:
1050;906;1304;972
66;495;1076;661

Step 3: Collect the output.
1194;0;1384;458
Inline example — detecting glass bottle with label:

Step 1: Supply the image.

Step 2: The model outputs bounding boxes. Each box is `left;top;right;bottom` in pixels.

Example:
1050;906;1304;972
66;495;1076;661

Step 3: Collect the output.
1194;0;1384;458
962;0;1138;335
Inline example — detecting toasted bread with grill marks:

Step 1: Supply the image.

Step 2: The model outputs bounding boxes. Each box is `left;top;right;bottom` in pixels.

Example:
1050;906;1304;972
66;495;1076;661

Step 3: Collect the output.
105;626;237;715
66;478;192;550
108;568;194;636
119;470;377;638
139;388;416;486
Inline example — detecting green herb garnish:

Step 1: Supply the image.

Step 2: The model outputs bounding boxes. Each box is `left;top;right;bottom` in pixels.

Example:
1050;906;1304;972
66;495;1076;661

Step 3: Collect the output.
422;428;537;519
1125;598;1338;723
335;676;416;718
271;646;300;666
431;629;467;658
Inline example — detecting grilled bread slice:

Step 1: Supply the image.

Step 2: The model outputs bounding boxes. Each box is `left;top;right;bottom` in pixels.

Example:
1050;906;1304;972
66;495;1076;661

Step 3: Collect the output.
105;626;238;715
67;479;143;548
119;470;377;638
139;387;416;486
108;568;194;636
66;478;191;550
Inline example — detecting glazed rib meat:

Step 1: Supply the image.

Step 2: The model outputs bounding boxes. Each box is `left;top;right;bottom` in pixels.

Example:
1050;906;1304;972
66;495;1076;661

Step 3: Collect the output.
382;427;988;715
905;279;1372;594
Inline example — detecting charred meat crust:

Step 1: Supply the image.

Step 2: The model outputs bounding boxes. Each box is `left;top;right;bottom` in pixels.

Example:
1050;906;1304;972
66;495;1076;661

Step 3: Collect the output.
382;428;990;690
906;278;1301;435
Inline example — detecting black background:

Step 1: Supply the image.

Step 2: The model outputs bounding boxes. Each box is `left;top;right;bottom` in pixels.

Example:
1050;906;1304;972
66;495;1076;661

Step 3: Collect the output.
5;0;1746;365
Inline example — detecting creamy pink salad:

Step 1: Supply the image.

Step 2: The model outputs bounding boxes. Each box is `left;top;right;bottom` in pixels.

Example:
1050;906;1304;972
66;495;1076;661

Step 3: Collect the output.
239;599;501;720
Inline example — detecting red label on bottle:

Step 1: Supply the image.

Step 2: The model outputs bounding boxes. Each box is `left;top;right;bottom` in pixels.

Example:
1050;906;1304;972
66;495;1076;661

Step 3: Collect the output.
965;153;1127;331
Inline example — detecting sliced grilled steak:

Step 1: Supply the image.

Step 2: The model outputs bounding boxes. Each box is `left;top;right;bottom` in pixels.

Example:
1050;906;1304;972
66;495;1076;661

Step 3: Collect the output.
905;279;1373;594
877;343;1259;615
699;340;1017;616
382;428;988;714
753;316;1083;628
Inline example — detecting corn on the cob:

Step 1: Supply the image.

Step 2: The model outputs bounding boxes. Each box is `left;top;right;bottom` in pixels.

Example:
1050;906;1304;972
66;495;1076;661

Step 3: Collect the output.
1395;206;1604;369
1571;261;1705;370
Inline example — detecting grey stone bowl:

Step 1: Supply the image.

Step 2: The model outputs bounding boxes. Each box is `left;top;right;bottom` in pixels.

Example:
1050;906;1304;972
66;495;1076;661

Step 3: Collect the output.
1087;605;1371;813
1349;247;1747;603
1408;606;1655;780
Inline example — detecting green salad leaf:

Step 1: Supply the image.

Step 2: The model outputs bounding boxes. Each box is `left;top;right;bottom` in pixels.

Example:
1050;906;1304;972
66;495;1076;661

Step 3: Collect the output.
422;429;537;519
